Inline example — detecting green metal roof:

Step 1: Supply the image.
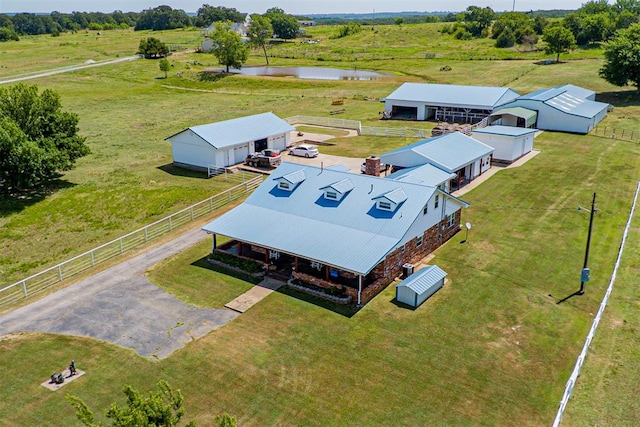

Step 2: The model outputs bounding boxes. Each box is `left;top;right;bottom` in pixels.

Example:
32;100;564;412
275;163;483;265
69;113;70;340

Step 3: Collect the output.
490;107;537;128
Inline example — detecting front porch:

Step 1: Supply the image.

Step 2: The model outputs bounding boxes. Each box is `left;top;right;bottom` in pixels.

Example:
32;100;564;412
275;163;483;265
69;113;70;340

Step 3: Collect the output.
213;239;388;305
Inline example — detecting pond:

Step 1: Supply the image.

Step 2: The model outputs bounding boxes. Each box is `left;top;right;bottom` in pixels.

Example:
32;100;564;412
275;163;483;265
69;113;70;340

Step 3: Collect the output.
227;66;389;81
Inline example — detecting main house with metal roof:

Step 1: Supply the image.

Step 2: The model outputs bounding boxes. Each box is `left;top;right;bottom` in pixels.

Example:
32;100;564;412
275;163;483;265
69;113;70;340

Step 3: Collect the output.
492;85;610;134
202;162;469;306
165;112;295;170
380;132;494;191
383;83;520;123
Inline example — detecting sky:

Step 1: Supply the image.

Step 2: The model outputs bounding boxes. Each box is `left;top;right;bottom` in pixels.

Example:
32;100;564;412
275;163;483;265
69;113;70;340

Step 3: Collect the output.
1;1;587;15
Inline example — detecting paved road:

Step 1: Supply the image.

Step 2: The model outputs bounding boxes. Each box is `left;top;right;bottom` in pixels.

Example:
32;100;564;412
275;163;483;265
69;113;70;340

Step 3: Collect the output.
0;56;140;85
0;226;239;359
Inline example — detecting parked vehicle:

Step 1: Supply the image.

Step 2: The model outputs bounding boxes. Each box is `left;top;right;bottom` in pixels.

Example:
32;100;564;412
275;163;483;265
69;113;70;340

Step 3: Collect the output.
245;149;282;168
289;144;319;158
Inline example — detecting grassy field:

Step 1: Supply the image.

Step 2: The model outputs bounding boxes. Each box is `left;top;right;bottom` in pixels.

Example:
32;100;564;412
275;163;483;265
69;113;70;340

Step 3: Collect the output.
1;21;640;425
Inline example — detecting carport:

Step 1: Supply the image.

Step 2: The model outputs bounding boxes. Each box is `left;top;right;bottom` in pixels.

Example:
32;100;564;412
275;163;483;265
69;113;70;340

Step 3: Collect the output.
489;107;537;128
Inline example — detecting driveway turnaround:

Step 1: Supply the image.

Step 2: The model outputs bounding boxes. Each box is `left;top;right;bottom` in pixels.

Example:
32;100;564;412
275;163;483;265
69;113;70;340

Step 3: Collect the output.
0;226;239;359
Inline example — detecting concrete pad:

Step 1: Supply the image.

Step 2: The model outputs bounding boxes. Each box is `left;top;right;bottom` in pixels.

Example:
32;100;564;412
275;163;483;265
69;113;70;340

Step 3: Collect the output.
41;369;85;391
225;278;284;313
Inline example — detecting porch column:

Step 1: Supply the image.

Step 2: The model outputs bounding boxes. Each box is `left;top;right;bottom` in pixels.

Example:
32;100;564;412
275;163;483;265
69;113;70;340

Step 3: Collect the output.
325;265;330;281
212;234;217;252
357;275;362;306
264;250;269;264
295;257;299;271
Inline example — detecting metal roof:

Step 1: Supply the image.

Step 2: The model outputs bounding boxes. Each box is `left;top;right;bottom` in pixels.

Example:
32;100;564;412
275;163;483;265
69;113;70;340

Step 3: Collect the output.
489;107;538;128
554;84;595;99
166;112;295;149
379;132;494;173
373;188;408;205
514;87;609;119
202;162;468;275
386;83;520;109
473;125;538;137
388;164;456;187
396;265;447;294
320;178;354;194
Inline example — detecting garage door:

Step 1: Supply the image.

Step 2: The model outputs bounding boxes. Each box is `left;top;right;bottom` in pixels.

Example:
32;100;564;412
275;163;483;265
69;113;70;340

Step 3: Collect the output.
234;145;249;164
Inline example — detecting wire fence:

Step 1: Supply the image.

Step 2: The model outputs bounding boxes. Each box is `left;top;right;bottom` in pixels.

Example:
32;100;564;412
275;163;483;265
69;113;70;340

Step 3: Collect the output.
0;172;263;311
286;115;434;139
552;179;640;426
590;125;640;143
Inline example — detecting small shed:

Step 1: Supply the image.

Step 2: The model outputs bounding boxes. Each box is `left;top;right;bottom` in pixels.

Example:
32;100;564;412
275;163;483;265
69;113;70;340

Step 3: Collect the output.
395;265;447;308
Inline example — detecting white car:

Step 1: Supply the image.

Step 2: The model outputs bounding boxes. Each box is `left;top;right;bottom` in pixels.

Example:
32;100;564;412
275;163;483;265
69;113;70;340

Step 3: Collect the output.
289;144;319;158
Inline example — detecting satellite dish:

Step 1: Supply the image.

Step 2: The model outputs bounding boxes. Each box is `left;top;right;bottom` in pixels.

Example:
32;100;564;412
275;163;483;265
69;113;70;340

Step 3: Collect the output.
465;222;472;230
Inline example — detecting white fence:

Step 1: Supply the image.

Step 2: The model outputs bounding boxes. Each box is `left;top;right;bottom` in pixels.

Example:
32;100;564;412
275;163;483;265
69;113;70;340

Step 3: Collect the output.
552;179;640;426
0;173;263;310
360;126;429;138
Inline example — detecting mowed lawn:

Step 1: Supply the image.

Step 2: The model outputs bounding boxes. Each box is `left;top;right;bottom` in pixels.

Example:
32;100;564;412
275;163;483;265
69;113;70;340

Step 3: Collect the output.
1;24;640;426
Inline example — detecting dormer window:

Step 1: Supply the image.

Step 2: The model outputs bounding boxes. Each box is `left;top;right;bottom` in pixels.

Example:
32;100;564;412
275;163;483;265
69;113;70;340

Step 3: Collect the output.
372;188;407;213
320;178;353;202
279;181;290;190
378;201;392;211
273;169;306;193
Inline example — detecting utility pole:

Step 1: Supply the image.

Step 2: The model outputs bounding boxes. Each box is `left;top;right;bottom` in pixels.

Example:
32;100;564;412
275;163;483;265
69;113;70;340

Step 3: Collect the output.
578;193;596;295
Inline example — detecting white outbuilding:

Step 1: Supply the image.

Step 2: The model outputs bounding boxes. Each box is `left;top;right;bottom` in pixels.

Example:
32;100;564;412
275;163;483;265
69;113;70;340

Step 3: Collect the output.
165;112;295;170
472;125;537;164
395;265;447;308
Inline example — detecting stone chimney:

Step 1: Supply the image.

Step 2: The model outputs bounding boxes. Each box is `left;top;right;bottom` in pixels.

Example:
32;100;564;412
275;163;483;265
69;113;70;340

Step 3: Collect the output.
365;155;381;177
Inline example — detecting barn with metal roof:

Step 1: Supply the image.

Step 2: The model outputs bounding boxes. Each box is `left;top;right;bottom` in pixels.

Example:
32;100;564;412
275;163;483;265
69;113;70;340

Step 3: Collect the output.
202;162;469;306
384;83;520;123
165;112;295;170
496;86;610;134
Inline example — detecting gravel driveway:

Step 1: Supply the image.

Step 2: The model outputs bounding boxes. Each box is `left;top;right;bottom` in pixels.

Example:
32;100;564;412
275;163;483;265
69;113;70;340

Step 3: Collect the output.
0;227;238;359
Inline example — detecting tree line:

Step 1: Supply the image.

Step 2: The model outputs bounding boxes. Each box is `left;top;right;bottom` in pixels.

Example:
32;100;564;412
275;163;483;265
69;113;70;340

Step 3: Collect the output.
0;5;259;40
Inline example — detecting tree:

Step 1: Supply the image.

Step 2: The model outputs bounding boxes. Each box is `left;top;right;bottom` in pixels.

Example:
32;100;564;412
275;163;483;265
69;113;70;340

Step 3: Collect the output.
208;21;249;72
600;23;640;93
542;25;577;62
0;27;19;41
463;6;495;37
247;14;273;64
265;9;299;39
134;5;191;31
66;380;195;427
159;58;170;78
496;27;516;47
0;84;89;193
215;413;237;427
394;17;405;27
195;5;243;27
138;37;169;58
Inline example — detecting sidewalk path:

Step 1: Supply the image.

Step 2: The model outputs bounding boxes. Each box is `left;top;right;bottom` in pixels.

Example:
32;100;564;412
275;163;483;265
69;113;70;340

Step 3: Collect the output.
0;226;239;359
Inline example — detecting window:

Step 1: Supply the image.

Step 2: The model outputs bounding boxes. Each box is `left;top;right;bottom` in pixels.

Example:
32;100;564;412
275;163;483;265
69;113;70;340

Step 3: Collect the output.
447;213;456;228
326;191;337;200
279;181;290;190
416;235;423;247
423;204;428;215
434;194;439;208
378;201;392;211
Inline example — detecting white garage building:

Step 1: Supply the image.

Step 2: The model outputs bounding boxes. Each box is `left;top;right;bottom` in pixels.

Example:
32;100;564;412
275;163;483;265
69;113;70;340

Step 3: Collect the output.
472;125;537;164
165;112;295;170
384;83;520;123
